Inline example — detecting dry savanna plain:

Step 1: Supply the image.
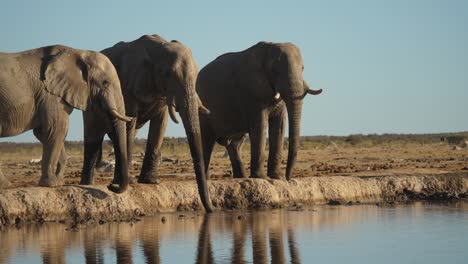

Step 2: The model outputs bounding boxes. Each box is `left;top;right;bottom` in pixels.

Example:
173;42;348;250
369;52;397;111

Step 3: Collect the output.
1;133;467;188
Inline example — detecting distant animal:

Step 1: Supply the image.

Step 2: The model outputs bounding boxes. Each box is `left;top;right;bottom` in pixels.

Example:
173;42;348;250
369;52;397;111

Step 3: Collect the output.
0;45;132;192
197;41;322;180
80;35;213;212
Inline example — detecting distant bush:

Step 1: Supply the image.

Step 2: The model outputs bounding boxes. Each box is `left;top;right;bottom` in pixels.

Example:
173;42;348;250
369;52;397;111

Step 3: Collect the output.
1;132;467;155
345;135;364;145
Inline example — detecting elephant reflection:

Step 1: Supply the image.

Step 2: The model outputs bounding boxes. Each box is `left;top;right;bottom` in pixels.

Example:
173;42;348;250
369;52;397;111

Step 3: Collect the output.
1;212;301;264
85;214;300;264
83;229;105;264
196;216;215;264
195;213;301;264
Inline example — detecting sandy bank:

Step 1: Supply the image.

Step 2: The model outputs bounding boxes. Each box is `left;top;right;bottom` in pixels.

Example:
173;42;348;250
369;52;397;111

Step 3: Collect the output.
1;173;467;227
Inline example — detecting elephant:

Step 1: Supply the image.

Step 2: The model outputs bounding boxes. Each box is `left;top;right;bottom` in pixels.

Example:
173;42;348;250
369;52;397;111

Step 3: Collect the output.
0;45;132;192
80;34;213;212
197;41;322;180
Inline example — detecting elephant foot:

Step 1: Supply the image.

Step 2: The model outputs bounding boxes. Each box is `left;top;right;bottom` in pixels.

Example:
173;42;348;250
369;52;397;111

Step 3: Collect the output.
268;170;285;180
138;174;161;184
251;171;267;179
107;183;128;194
269;175;286;180
233;172;248;179
80;177;95;185
112;176;136;185
39;176;64;188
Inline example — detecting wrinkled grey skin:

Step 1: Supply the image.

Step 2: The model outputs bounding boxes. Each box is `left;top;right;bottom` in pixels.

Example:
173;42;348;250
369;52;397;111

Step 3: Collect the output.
197;42;322;180
82;35;213;212
0;45;132;192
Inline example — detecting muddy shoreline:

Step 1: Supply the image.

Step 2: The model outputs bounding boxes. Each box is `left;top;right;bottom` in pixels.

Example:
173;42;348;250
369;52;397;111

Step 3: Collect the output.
1;173;467;228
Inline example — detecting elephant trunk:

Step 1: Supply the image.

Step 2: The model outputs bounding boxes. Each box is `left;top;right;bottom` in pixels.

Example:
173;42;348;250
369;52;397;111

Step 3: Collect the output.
108;119;129;193
285;99;303;180
178;91;213;213
101;89;130;193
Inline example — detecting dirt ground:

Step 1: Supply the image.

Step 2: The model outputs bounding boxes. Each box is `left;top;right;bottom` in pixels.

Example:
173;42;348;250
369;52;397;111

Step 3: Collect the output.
1;139;467;188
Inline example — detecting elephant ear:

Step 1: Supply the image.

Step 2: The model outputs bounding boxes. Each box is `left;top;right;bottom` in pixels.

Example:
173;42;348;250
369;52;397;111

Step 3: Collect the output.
44;51;90;110
260;42;283;96
120;52;158;103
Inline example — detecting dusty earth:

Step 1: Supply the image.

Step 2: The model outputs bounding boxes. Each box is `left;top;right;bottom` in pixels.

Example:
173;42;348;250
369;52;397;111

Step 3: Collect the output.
1;139;467;227
1;141;467;187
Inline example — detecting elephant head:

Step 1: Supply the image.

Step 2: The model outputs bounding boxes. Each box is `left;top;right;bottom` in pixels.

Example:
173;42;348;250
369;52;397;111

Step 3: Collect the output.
43;47;132;192
109;35;212;210
261;42;322;180
150;39;212;211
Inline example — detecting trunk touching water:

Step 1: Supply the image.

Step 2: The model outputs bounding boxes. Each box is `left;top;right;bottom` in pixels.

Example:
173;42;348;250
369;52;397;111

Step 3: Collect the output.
285;99;303;180
178;94;214;213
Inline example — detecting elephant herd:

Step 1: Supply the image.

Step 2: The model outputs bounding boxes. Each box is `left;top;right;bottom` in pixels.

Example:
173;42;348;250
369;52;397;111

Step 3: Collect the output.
0;34;322;212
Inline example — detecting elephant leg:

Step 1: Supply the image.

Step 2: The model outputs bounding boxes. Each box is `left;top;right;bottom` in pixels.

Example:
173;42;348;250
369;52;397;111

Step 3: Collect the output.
38;131;67;188
267;107;286;179
249;112;267;179
202;131;216;178
95;146;103;168
55;146;67;179
227;135;247;178
139;110;168;184
80;135;105;185
0;163;11;188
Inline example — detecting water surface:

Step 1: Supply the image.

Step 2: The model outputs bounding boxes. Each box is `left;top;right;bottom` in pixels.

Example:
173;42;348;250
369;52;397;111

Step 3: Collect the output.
1;202;467;263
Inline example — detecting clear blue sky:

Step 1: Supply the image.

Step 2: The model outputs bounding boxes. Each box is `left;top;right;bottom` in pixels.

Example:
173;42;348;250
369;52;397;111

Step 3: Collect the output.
1;0;467;142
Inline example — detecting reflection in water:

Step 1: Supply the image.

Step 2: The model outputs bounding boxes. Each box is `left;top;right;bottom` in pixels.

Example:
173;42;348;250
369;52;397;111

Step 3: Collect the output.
288;228;301;264
1;202;467;264
83;229;104;264
140;220;160;264
196;212;300;264
40;228;66;264
231;215;247;264
251;212;268;264
195;216;214;264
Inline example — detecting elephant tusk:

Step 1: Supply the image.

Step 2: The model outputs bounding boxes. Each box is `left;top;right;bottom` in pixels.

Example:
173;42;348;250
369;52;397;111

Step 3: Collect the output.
196;94;210;114
168;104;180;124
274;92;281;100
199;104;211;115
307;88;323;95
111;109;133;122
